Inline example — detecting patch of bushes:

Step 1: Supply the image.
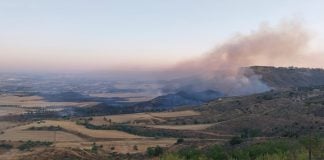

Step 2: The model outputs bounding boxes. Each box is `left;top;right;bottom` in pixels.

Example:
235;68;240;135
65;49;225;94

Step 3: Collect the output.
257;94;274;100
159;137;324;160
0;143;13;149
28;125;62;131
176;138;184;144
229;139;299;159
240;128;261;138
90;142;102;153
18;140;53;151
84;123;187;138
147;146;164;157
178;147;206;160
206;145;228;160
229;136;243;145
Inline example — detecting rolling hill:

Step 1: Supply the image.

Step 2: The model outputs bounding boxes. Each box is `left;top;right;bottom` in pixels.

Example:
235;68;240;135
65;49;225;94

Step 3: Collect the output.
250;66;324;88
133;66;324;109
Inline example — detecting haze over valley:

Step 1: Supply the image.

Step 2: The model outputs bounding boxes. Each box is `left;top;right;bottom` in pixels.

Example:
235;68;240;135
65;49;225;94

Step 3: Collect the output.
0;1;324;159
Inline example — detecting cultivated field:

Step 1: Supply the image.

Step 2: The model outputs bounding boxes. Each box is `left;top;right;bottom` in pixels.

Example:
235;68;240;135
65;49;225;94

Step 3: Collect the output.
0;119;177;156
0;119;144;143
0;121;83;142
89;110;201;125
146;123;215;131
90;113;164;125
90;92;157;102
55;139;176;154
0;94;98;108
0;107;26;116
0;139;177;159
148;110;200;118
0;130;84;142
24;120;141;139
0;121;21;130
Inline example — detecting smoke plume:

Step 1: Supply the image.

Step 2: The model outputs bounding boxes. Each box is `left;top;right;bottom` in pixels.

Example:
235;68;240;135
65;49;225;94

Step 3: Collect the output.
161;21;322;96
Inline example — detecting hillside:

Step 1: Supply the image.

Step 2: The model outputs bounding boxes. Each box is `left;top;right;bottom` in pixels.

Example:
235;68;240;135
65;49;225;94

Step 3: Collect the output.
131;66;324;110
250;66;324;88
195;86;324;136
1;74;324;160
74;85;324;138
133;90;223;109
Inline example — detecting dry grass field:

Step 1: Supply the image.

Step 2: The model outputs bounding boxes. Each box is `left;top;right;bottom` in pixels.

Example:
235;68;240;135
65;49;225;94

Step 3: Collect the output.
0;119;177;158
146;123;215;131
0;148;39;160
0;94;98;108
0;95;44;102
0;108;220;157
55;138;176;154
90;92;157;102
90;110;201;126
25;120;141;139
0;138;177;160
0;121;21;130
0;107;26;116
0;119;143;142
90;113;165;125
148;110;200;118
0;126;84;142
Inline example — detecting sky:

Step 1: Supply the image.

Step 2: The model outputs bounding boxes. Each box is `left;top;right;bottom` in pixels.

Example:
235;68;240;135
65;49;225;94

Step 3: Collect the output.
0;0;324;73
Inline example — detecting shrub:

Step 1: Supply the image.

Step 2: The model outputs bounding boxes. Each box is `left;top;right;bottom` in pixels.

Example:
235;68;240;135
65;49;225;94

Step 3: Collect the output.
176;138;184;144
240;128;261;138
206;145;228;160
147;146;164;157
178;147;204;160
228;139;301;159
91;145;98;153
229;136;243;145
18;141;52;151
161;153;184;160
28;125;62;131
0;143;13;149
91;142;99;153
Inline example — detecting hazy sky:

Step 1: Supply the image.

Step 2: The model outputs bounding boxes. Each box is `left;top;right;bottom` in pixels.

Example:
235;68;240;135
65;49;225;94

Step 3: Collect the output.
0;0;324;72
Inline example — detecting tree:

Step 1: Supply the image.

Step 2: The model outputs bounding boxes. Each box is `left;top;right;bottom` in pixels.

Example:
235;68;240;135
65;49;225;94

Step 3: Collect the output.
207;145;228;160
230;136;243;145
147;146;164;157
178;147;203;160
305;103;314;160
176;138;184;144
160;153;184;160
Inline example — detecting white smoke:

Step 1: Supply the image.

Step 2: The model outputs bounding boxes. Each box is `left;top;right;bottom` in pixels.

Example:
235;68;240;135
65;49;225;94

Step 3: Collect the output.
161;21;322;96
